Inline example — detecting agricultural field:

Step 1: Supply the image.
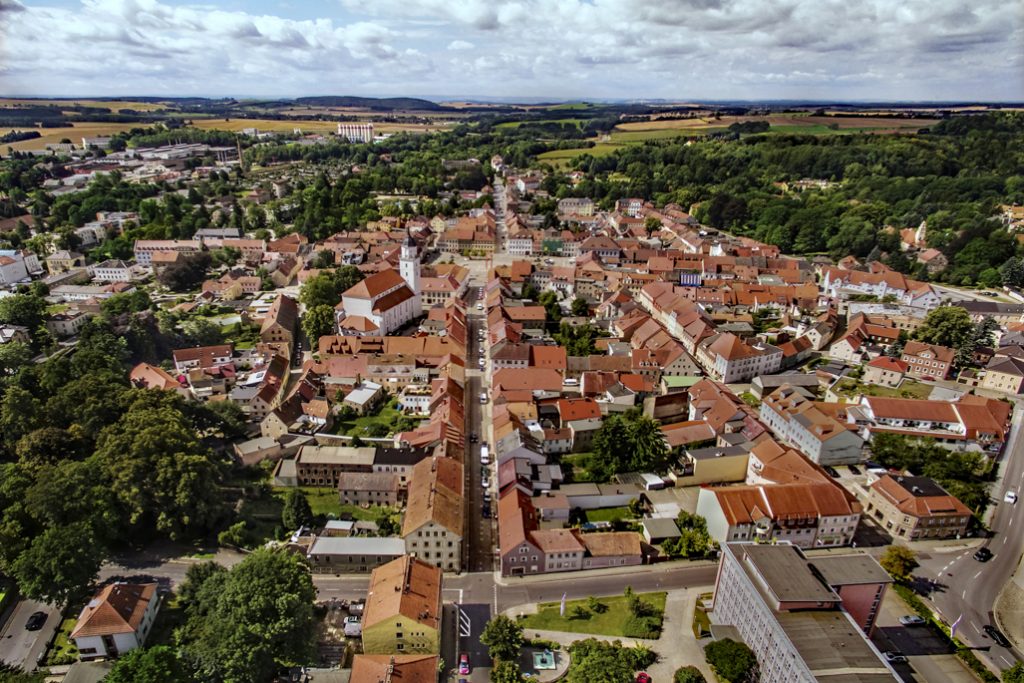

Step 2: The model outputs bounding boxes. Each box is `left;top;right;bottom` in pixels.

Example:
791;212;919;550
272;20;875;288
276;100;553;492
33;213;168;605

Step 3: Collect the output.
191;117;451;134
0;98;170;112
1;122;148;151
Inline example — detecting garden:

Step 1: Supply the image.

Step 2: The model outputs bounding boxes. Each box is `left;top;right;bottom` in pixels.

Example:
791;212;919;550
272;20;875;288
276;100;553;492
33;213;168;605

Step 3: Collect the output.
517;588;667;639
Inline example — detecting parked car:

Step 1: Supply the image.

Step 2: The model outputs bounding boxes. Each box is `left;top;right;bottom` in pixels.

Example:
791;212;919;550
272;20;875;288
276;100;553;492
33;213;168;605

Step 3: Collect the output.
883;651;907;664
848;464;861;475
824;466;839;478
635;674;652;683
482;505;491;519
343;616;362;637
899;615;926;626
24;612;46;631
985;625;1010;647
1005;491;1018;504
974;547;993;562
459;653;471;675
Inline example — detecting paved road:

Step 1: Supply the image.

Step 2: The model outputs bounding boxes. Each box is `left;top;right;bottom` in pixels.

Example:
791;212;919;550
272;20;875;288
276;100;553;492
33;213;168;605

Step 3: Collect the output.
0;599;60;669
913;407;1024;673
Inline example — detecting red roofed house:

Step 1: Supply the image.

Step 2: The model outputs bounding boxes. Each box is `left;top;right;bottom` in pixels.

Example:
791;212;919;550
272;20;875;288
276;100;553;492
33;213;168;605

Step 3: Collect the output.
900;341;954;380
71;582;160;660
866;474;970;540
336;268;419;337
128;362;184;394
555;398;603;451
864;356;907;388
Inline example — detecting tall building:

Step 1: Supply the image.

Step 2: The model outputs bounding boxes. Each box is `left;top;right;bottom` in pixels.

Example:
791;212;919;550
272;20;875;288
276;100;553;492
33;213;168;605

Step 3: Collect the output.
399;227;423;316
337;122;374;143
712;542;896;683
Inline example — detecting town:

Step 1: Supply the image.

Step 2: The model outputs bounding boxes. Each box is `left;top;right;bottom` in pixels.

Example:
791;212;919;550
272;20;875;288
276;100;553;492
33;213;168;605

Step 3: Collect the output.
1;96;1024;683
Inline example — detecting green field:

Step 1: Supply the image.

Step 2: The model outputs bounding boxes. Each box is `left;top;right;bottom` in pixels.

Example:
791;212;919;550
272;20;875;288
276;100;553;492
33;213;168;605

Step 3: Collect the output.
584;507;632;523
834;378;934;400
496;118;587;129
331;397;411;438
517;592;667;637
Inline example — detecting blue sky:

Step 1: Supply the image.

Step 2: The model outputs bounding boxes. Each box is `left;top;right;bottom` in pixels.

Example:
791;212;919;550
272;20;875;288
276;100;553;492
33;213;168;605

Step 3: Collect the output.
0;0;1021;101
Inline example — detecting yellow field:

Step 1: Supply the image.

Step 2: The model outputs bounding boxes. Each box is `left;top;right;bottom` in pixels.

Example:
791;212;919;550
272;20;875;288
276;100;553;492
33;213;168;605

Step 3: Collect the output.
1;122;148;151
616;114;939;133
191;118;451;134
0;98;168;112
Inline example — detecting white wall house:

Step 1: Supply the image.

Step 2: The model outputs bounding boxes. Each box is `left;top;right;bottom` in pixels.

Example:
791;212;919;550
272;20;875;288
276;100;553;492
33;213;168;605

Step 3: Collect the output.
71;583;160;661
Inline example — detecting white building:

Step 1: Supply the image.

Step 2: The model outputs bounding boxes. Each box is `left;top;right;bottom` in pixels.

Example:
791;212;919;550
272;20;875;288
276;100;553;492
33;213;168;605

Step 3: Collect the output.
0;253;29;285
759;385;864;466
696;333;783;384
71;582;160;661
133;240;201;267
337;122;374;143
335;241;420;336
91;259;134;283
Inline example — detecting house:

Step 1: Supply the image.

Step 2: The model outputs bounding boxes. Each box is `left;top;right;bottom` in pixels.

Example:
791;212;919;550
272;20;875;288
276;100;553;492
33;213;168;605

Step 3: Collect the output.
260;294;298;346
696;481;861;548
128;363;184;393
0;324;30;345
339;471;401;507
71;583;160;661
306;536;406;574
900;341;953;380
578;531;643;569
555;398;603;451
132;240;201;267
669;444;749;486
980;354;1024;395
697;333;782;383
759;385;864;465
917;248;948;274
343;381;385;415
172;344;233;372
402;456;464;572
712;543;897;683
46;310;93;337
0;253;29;284
46;250;86;274
858;395;1009;450
865;474;971;540
362;555;442;655
350;655;441;683
91;260;134;283
864;357;907;388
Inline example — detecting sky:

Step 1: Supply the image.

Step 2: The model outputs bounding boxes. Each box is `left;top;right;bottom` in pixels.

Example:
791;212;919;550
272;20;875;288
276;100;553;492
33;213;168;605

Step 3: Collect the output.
0;0;1021;102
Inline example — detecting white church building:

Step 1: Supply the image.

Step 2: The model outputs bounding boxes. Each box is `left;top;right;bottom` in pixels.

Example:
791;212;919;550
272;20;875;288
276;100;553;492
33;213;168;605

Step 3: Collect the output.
335;231;422;336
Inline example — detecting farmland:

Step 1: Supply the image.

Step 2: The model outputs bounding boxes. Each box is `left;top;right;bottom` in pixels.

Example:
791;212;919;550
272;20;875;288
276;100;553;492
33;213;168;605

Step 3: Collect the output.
1;122;148;151
0;98;170;112
190;118;452;134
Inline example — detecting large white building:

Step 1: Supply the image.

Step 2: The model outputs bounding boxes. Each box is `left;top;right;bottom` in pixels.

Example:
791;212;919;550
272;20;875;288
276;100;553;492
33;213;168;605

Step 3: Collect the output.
337;122;374;143
712;543;897;683
759;385;864;465
0;253;29;285
335;236;421;336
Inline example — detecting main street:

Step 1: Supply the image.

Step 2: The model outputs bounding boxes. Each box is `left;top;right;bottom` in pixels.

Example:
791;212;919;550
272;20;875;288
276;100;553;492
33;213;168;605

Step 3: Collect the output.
912;407;1024;671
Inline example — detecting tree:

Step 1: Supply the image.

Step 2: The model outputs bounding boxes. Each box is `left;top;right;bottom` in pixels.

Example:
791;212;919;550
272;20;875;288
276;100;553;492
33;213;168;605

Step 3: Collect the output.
674;665;707;683
491;660;526;683
566;639;654;683
301;304;335;346
703;639;757;683
570;297;589;317
177;548;316;683
157;252;212;292
0;663;45;683
480;615;524;662
282;489;314;530
11;521;105;604
914;306;975;349
176;561;228;610
300;271;343;309
1003;662;1024;683
105;646;192;683
628;415;669;471
880;545;919;581
0;342;33;378
1001;258;1024;288
0;293;46;331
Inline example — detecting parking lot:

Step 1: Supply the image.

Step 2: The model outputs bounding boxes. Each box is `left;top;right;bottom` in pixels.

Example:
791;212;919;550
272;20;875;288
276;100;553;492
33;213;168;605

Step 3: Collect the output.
0;598;60;669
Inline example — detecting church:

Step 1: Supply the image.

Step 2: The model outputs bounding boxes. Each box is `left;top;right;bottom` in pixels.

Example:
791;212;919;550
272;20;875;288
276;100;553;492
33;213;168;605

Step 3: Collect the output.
335;231;423;336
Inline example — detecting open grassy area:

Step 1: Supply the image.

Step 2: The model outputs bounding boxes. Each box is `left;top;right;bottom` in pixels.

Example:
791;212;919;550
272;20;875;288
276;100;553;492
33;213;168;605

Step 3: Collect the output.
834;378;934;400
0;98;170;112
1;122;150;151
331;397;413;438
560;452;605;483
517;592;667;637
191;118;448;134
584;506;632;523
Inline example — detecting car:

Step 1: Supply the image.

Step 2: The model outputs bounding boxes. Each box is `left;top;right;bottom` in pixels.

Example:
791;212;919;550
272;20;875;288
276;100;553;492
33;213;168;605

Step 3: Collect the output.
343;615;362;637
985;625;1011;647
470;433;479;443
545;258;554;265
974;547;993;562
482;505;491;519
24;611;46;631
824;465;839;478
481;466;490;479
848;464;861;475
883;651;907;664
1006;491;1018;504
478;358;486;367
899;615;926;626
635;674;652;683
459;653;471;675
476;303;483;310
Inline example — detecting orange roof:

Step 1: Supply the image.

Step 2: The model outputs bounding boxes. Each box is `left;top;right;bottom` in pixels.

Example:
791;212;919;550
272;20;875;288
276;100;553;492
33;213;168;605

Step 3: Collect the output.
363;556;442;631
530;345;567;370
129;362;180;391
531;528;585;554
351;655;440;683
402;456;464;536
556;398;602;422
345;268;406;300
872;475;971;518
867;356;908;373
577;531;642;557
902;340;954;364
71;583;157;638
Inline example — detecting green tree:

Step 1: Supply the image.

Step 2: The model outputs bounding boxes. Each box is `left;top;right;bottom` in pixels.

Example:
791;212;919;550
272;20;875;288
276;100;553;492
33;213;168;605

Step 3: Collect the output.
105;645;192;683
674;665;707;683
177;548;316;683
0;342;33;377
0;386;40;448
0;293;46;331
282;488;315;530
491;660;526;683
914;306;975;349
566;639;652;683
880;545;919;581
571;297;589;317
11;521;105;604
301;304;335;346
0;663;45;683
628;415;669;471
1003;662;1024;683
480;615;525;662
217;520;250;547
300;271;342;309
703;638;757;683
176;561;228;610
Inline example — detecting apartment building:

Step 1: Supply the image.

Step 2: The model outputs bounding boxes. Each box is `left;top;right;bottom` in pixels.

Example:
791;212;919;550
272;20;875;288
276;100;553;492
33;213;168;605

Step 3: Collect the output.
361;556;442;655
900;341;954;380
759;385;864;465
865;475;971;540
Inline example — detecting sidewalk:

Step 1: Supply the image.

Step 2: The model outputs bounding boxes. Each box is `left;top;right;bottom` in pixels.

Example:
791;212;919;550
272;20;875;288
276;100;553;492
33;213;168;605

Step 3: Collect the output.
491;559;717;587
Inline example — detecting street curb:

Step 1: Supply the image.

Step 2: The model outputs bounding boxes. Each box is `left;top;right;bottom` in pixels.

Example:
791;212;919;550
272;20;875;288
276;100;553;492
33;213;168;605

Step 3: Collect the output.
993;560;1024;653
490;560;718;587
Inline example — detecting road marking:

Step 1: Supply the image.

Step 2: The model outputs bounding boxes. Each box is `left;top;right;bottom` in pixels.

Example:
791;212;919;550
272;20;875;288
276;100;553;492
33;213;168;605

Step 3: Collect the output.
962;589;967;599
974;570;983;579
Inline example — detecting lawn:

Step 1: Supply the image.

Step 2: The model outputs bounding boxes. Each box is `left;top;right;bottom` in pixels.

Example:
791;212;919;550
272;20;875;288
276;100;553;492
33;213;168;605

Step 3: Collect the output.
584;507;632;523
517;592;667;638
45;615;80;666
834;378;934;400
560;453;605;483
331;398;413;438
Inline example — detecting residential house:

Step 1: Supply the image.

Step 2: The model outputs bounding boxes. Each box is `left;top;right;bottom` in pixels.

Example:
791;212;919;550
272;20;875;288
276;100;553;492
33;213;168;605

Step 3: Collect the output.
981;355;1024;394
260;294;298;346
339;472;402;507
350;655;441;683
900;341;953;380
402;457;464;572
759;385;864;465
865;474;971;540
71;583;160;661
306;536;406;574
362;555;442;655
864;357;907;388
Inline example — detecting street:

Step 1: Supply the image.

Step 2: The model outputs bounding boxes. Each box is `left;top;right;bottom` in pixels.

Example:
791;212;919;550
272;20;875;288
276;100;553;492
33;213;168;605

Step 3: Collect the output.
0;598;59;670
912;407;1024;672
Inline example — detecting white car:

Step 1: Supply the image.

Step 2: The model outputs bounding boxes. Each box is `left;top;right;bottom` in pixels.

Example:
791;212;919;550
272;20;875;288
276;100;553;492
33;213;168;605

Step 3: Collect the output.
1005;491;1018;504
476;303;483;310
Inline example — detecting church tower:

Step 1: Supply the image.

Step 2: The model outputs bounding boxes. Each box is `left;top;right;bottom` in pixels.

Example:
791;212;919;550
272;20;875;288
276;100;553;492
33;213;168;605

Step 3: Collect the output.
400;226;422;315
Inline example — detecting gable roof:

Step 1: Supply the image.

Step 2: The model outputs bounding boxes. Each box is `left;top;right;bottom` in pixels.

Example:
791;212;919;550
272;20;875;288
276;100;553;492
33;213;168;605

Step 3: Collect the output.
872;474;971;518
71;583;157;639
362;556;442;631
345;268;406;300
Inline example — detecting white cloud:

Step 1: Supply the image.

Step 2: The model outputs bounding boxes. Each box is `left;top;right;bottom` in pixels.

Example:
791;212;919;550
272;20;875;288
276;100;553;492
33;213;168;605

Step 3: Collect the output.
0;0;1018;100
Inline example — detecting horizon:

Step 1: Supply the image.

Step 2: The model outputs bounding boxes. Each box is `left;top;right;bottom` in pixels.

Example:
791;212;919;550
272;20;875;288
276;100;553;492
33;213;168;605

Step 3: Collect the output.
0;0;1021;101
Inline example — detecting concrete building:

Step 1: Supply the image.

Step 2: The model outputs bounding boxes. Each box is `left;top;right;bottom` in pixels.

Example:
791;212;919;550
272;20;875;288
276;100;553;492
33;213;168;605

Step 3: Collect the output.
712;542;897;683
900;341;953;380
759;385;864;465
402;457;464;572
306;536;406;574
865;474;971;540
337;122;374;143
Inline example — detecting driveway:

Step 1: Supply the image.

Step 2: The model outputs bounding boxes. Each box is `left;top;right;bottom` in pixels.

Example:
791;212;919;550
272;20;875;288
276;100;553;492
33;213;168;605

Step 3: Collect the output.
0;598;60;669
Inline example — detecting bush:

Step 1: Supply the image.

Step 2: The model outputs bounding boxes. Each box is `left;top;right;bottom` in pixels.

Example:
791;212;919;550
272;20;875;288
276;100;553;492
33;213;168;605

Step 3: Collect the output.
675;665;707;683
623;615;662;639
587;596;608;613
704;638;757;683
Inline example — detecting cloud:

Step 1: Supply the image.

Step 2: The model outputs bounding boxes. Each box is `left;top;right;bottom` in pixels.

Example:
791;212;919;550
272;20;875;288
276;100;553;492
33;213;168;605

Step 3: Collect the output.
0;0;1018;100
